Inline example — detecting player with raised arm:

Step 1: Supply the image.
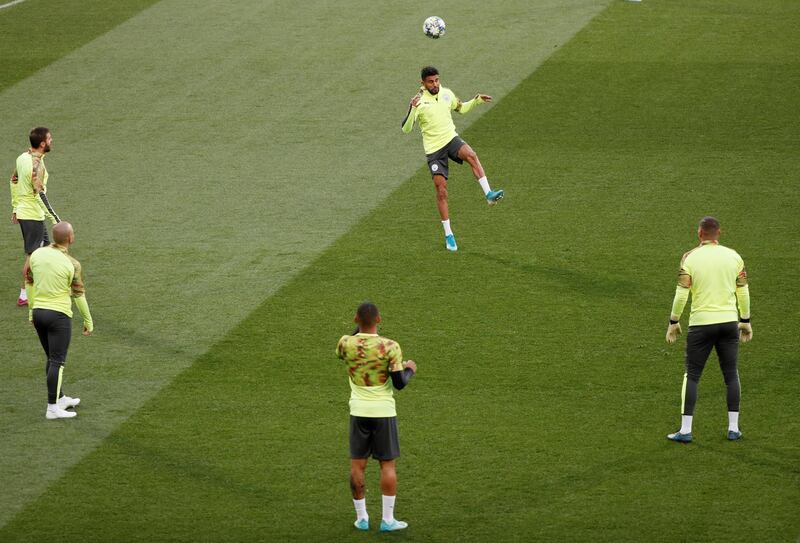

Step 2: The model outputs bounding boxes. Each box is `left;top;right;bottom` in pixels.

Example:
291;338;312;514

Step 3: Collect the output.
11;127;61;306
401;66;504;252
336;302;417;532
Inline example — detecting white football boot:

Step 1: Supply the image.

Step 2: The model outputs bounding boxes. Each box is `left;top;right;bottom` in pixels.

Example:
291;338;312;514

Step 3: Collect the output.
57;395;81;409
46;404;77;419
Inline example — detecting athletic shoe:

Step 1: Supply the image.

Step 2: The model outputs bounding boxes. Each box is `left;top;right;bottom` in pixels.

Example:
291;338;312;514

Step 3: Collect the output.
445;234;458;252
45;405;77;419
17;297;28;307
379;519;408;532
353;519;369;531
486;189;504;206
727;430;743;441
57;396;81;409
667;431;693;443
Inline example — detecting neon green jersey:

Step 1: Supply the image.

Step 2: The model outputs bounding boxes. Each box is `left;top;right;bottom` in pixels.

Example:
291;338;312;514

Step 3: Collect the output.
28;245;86;318
673;241;749;326
13;151;54;222
402;86;487;154
336;333;404;417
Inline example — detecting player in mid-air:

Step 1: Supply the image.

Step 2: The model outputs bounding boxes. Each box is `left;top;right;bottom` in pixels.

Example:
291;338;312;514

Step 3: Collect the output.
664;217;751;442
336;302;417;532
401;66;504;252
10;127;61;306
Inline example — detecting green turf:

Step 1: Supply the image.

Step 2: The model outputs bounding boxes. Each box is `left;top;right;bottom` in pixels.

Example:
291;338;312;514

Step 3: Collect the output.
0;0;161;93
2;0;798;541
0;0;610;530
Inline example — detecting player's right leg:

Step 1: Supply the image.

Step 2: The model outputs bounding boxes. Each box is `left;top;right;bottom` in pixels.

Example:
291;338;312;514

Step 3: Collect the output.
668;325;714;442
374;417;407;532
715;322;742;440
432;174;457;251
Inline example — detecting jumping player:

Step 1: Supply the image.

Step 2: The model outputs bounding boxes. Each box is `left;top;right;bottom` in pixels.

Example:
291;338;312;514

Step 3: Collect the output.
401;66;504;251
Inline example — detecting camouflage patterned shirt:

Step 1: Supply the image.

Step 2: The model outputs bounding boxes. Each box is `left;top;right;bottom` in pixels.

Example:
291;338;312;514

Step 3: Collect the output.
336;333;404;417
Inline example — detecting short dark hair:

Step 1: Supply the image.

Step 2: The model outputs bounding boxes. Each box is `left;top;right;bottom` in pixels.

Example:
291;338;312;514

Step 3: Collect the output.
29;127;50;149
421;66;439;80
356;302;380;327
699;216;721;235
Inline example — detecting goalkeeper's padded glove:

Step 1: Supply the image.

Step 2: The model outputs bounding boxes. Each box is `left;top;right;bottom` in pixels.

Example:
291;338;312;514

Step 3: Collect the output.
666;320;682;344
738;321;752;343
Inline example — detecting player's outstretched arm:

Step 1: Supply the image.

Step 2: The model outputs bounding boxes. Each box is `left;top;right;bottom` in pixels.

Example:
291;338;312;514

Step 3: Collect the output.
390;360;416;390
456;94;492;114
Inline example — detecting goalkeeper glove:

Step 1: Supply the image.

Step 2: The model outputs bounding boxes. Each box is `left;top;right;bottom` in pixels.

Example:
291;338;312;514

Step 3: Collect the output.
666;319;682;344
738;321;752;343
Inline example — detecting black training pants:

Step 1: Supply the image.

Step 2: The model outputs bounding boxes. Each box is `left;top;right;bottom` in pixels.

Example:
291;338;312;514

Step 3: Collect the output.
32;308;71;404
682;321;740;416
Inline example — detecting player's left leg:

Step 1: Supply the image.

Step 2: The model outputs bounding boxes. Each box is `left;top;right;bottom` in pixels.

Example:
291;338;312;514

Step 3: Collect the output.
456;143;504;206
715;322;742;440
668;325;714;442
349;416;371;529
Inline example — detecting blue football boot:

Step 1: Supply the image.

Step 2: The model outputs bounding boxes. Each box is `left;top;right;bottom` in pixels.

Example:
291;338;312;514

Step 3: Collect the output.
486;189;504;206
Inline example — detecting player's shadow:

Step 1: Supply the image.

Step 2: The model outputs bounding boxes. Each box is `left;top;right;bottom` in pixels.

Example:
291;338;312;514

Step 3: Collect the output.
466;249;650;301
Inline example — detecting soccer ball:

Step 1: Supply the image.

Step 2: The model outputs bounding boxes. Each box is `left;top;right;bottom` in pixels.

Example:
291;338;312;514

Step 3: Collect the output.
423;16;446;39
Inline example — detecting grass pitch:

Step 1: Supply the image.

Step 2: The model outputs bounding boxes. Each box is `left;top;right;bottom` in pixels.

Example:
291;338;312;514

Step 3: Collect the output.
1;0;799;541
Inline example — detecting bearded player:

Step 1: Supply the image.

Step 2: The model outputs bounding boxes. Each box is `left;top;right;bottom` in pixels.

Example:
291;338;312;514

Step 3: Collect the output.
401;66;504;252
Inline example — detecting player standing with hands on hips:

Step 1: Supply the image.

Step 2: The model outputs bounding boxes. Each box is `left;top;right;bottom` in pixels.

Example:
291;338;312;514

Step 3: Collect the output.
401;66;504;252
336;302;417;532
664;217;751;443
26;221;93;419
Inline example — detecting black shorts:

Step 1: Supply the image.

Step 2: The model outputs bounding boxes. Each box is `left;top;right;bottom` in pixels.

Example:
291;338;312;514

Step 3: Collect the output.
19;219;48;254
349;416;400;460
426;136;467;179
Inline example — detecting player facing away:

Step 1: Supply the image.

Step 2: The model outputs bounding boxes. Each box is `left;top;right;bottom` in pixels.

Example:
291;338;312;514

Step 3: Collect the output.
26;221;93;419
401;66;504;252
336;302;417;532
10;127;61;306
664;217;752;443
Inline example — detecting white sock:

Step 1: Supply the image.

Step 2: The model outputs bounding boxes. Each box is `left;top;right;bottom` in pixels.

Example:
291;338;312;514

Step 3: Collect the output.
441;219;453;236
680;415;693;434
353;498;368;521
382;495;396;523
728;411;739;432
19;288;27;300
477;176;491;196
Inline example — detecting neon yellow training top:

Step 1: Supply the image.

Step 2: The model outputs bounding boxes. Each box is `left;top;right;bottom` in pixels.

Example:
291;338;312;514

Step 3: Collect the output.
670;241;750;326
12;151;57;223
336;333;404;418
27;245;93;330
401;86;484;154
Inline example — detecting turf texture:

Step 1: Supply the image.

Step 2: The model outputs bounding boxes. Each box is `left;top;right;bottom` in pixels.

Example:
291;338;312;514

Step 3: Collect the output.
1;0;799;541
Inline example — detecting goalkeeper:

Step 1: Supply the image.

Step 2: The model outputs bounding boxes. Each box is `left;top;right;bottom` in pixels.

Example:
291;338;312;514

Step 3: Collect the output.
664;217;751;443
